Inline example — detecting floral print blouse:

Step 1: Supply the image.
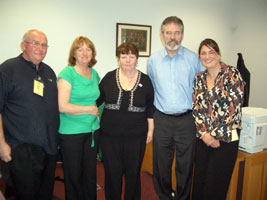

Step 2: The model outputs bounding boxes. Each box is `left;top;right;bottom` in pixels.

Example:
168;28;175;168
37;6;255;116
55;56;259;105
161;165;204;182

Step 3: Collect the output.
193;63;245;142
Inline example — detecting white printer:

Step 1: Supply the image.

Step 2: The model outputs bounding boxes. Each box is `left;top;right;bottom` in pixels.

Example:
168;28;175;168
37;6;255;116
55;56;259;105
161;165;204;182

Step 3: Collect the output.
239;107;267;153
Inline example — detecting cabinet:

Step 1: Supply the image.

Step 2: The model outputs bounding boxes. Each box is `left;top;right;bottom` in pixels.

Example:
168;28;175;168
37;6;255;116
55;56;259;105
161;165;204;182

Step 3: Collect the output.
141;143;267;200
241;150;267;200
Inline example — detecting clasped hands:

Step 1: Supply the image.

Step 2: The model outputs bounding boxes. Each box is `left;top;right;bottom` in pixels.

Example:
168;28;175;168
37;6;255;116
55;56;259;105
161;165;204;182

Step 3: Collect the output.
89;105;99;117
200;133;220;148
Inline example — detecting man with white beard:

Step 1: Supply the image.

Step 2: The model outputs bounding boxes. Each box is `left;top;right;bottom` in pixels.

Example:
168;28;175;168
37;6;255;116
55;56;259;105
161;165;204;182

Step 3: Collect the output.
148;16;202;200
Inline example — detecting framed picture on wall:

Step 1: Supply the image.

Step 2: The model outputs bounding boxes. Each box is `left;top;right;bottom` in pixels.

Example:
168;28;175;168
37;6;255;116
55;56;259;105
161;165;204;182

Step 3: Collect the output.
116;23;152;57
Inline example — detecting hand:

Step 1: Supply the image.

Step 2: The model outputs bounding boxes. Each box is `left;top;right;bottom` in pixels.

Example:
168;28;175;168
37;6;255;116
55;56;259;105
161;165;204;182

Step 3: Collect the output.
146;131;153;144
200;133;220;148
209;140;220;148
0;141;12;162
88;106;99;117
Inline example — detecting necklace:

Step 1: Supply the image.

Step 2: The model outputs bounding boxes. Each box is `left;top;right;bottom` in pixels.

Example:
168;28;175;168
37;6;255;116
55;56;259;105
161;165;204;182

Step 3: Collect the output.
119;69;138;91
104;68;145;113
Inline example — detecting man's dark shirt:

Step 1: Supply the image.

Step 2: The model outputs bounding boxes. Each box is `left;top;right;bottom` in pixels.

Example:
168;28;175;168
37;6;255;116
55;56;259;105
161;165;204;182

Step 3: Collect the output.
0;54;59;154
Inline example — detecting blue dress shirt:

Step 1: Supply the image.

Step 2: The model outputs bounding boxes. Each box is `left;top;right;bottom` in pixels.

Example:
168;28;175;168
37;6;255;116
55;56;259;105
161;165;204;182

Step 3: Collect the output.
147;46;203;114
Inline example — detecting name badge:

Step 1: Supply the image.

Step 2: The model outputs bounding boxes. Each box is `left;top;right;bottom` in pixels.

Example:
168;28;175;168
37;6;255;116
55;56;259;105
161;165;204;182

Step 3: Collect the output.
33;78;44;97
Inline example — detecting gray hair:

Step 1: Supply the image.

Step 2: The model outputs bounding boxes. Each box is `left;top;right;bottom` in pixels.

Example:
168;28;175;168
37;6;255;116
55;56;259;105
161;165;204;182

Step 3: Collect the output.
161;16;184;33
22;29;46;42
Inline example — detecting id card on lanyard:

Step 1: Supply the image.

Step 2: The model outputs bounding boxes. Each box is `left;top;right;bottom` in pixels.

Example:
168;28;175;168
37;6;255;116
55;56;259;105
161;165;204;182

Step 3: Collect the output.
33;76;44;97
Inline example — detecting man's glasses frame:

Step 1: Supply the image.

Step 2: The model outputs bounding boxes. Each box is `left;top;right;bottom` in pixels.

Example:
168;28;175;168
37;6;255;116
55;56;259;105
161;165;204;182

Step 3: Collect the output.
24;40;49;49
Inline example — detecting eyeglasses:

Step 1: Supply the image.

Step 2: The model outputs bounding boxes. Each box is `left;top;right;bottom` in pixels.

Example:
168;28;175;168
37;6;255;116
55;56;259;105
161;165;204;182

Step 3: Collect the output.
24;41;49;49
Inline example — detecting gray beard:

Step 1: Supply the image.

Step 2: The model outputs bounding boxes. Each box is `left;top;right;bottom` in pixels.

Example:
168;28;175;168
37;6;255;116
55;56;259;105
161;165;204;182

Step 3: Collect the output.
166;44;180;51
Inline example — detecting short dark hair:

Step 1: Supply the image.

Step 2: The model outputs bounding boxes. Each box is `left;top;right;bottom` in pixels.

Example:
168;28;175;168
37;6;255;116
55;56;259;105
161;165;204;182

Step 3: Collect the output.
161;16;184;33
116;42;139;59
198;38;221;56
68;36;97;68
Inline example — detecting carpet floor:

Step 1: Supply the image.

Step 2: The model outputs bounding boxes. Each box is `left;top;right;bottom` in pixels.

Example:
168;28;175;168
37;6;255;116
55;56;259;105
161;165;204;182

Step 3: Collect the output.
53;161;160;200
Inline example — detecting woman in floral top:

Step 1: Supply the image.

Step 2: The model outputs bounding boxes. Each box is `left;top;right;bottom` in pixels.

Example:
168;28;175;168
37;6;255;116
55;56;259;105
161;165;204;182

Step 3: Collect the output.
192;38;245;200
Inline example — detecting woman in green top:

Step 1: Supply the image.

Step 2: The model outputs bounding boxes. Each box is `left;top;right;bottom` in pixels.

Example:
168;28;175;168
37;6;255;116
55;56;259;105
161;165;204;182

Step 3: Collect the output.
57;36;100;200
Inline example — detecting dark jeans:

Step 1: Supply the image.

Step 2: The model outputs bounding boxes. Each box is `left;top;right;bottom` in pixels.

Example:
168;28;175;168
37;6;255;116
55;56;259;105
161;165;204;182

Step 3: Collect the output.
59;131;99;200
153;110;196;200
2;143;57;200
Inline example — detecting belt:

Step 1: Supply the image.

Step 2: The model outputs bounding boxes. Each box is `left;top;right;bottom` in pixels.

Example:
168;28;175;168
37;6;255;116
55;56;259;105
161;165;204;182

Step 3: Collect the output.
158;110;192;117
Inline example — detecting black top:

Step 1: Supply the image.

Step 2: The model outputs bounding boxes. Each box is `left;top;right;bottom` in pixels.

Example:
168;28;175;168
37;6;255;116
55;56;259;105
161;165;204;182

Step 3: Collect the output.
237;53;250;107
97;69;155;138
0;54;59;154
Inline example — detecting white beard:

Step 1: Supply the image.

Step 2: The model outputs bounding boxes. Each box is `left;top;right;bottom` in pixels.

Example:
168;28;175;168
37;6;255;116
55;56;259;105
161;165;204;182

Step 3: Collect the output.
165;39;180;51
166;44;180;51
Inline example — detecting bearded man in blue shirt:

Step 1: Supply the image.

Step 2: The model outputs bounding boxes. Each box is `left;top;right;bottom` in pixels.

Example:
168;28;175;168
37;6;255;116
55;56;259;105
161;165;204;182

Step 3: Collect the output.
148;16;202;200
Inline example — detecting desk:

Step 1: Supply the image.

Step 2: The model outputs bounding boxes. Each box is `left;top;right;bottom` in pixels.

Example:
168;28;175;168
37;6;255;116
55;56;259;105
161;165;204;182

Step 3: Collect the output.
141;143;267;200
241;149;267;200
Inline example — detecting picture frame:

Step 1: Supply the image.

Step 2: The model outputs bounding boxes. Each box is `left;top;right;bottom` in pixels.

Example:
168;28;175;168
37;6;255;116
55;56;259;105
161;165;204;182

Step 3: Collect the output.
116;23;152;57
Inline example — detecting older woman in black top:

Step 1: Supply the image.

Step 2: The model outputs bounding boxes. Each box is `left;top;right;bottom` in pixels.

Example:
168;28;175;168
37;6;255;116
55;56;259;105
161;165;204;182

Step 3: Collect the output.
97;42;155;200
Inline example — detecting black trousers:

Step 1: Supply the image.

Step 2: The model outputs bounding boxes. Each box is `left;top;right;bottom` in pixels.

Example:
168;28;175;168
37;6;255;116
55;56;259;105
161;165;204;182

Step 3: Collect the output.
101;135;146;200
192;137;239;200
153;110;196;200
59;131;99;200
3;143;57;200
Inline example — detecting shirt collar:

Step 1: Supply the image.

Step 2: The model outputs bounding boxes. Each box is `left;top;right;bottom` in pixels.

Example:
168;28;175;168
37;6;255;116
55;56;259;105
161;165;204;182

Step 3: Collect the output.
202;62;228;82
162;46;184;59
19;53;44;70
